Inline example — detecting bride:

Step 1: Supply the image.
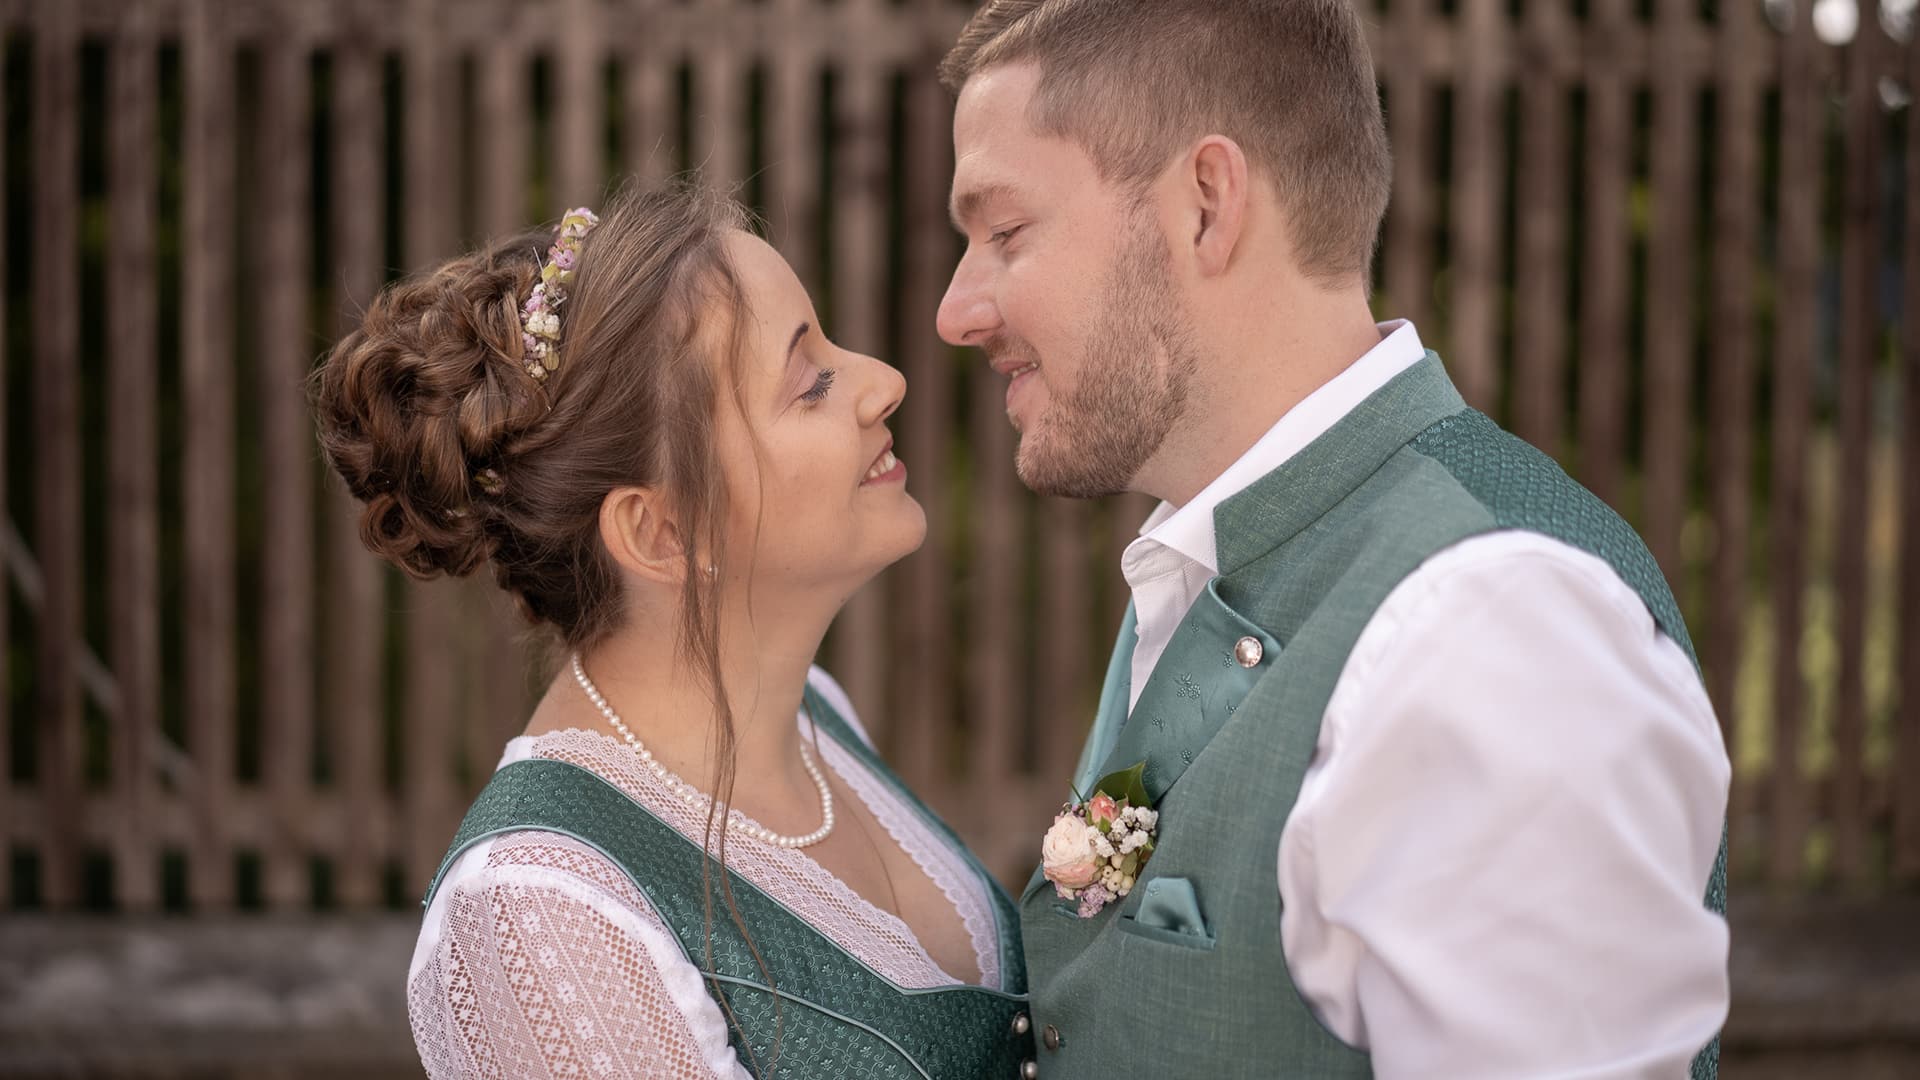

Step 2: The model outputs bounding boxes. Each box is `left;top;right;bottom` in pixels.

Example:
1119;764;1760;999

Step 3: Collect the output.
313;181;1034;1078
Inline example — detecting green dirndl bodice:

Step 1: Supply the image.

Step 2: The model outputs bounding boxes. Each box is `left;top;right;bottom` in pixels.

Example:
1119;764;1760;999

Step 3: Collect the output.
424;682;1035;1079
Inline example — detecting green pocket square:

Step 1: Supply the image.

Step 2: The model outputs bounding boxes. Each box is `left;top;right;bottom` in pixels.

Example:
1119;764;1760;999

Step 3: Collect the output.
1119;875;1214;948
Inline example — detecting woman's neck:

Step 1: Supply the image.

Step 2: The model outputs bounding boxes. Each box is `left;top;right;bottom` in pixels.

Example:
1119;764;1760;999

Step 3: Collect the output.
556;586;838;808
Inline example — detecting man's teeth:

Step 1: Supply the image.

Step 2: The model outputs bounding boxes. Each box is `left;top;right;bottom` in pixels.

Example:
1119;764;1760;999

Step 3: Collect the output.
1010;363;1038;377
865;450;899;482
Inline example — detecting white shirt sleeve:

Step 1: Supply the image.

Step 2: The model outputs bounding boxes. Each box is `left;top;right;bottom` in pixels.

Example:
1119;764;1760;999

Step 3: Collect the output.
1277;530;1731;1079
408;832;750;1080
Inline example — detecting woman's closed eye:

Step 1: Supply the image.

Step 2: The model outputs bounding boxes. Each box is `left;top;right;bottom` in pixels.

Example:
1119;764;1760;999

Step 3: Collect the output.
800;368;837;405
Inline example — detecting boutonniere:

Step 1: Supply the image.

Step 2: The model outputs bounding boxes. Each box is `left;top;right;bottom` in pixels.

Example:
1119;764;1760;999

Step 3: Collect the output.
1040;762;1158;917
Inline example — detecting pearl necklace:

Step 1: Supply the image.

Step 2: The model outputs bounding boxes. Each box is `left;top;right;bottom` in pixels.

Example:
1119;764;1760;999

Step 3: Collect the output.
570;652;836;849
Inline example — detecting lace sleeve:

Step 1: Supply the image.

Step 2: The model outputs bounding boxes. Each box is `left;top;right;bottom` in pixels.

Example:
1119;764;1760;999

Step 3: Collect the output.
408;832;750;1080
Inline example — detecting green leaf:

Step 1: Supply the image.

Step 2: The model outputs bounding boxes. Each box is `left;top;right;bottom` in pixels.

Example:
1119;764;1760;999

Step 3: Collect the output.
1093;761;1152;809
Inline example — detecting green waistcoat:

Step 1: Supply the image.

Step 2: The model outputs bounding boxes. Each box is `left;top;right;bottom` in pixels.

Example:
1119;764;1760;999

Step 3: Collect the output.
1020;354;1727;1079
425;683;1036;1080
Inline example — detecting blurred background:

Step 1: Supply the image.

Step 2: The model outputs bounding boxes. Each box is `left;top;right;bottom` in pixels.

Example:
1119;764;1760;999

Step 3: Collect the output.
0;0;1916;1075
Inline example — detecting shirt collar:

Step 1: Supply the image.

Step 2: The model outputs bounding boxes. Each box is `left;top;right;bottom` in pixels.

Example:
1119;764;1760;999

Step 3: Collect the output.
1136;320;1429;574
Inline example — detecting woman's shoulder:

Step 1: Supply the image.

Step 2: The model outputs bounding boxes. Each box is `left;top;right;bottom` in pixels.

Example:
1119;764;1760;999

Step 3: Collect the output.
805;665;874;750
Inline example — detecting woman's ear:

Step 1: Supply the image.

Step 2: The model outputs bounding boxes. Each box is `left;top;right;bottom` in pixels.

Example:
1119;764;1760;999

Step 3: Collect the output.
600;486;697;587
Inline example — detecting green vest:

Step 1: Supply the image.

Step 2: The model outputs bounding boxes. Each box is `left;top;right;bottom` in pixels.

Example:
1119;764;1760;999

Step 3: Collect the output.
1021;354;1727;1078
426;683;1036;1079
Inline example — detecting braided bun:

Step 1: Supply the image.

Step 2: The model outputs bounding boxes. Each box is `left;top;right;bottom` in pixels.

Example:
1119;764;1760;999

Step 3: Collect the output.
313;233;551;581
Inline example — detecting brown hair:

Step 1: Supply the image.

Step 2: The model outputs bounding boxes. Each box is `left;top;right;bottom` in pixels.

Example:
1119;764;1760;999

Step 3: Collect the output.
312;179;787;1068
940;0;1392;284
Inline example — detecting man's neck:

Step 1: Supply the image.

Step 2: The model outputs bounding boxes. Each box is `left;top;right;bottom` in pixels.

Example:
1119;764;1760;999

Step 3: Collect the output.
1141;293;1385;507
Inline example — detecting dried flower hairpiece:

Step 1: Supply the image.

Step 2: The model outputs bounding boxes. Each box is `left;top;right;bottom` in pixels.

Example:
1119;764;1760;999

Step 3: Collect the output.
520;207;600;381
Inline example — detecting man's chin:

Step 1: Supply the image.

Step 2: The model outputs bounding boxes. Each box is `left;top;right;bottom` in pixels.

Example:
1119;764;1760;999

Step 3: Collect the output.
1015;438;1128;500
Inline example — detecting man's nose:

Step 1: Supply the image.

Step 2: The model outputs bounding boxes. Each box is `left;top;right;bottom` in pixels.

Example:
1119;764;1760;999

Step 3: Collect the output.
937;253;998;347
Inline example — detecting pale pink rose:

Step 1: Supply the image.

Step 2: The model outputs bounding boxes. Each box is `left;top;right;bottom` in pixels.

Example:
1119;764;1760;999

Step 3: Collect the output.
1087;792;1119;828
1041;813;1100;891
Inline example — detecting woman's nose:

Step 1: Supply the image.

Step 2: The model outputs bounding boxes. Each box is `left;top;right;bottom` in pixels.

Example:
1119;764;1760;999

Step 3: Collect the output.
856;352;906;426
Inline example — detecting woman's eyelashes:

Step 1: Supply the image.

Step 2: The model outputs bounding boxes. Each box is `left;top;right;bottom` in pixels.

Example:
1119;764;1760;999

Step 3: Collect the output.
800;367;837;405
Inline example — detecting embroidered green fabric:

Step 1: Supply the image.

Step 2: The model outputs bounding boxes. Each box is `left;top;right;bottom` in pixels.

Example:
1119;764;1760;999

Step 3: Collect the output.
425;685;1034;1079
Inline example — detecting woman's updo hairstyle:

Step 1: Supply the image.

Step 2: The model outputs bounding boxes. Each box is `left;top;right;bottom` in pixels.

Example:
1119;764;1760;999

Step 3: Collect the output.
312;180;753;650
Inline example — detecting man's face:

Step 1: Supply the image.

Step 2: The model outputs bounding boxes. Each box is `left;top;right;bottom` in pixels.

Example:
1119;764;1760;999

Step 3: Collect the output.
938;64;1196;499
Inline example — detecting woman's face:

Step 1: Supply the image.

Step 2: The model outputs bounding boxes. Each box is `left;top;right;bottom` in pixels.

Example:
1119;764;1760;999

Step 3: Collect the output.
710;231;927;597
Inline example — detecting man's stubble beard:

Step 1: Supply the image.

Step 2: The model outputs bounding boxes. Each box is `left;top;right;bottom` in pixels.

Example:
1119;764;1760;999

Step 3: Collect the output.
1009;221;1199;500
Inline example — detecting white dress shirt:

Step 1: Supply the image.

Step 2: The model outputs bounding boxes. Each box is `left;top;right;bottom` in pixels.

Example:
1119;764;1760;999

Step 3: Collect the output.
1119;321;1732;1077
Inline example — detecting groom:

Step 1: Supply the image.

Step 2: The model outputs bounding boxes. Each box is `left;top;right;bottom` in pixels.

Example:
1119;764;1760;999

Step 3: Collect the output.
937;2;1730;1077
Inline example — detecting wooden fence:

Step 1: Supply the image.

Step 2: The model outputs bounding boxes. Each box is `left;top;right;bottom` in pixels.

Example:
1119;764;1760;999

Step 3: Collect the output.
1;0;1916;914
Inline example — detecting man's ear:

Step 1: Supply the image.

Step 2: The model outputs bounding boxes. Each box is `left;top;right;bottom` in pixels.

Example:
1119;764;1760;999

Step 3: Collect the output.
599;486;694;587
1186;135;1249;277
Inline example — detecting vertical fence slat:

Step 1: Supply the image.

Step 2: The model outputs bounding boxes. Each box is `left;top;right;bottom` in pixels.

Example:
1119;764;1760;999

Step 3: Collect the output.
32;0;82;908
478;40;528;238
1447;0;1502;411
1641;0;1699;588
695;47;745;194
622;30;673;184
1382;1;1431;331
765;23;815;283
1576;0;1632;508
1897;18;1920;885
1767;2;1820;884
107;17;160;911
1705;0;1762;845
0;0;12;909
402;0;462;895
1512;1;1570;455
828;59;889;729
894;62;952;792
325;33;388;909
182;0;237;908
554;0;603;212
1829;19;1884;885
258;30;315;910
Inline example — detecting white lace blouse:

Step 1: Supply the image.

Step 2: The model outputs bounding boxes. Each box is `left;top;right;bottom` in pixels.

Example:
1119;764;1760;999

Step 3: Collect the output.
406;668;1005;1079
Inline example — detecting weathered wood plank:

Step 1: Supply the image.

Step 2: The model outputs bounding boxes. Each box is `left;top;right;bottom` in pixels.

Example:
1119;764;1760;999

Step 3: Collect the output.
181;0;238;909
322;28;390;909
1446;0;1502;411
107;15;161;911
1640;0;1699;589
1381;0;1431;332
1828;18;1886;885
1512;0;1570;456
32;0;83;908
1575;0;1632;509
1898;23;1920;887
1767;3;1820;885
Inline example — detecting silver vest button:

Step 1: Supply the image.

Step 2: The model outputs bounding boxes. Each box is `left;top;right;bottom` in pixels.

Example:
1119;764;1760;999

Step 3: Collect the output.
1043;1023;1062;1051
1021;1060;1039;1079
1234;635;1265;667
1011;1011;1031;1035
